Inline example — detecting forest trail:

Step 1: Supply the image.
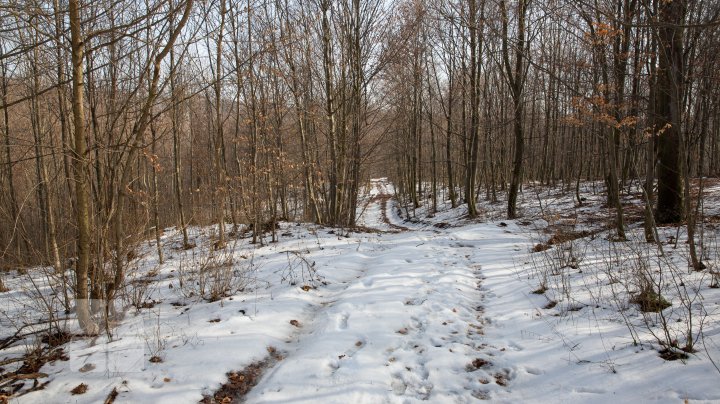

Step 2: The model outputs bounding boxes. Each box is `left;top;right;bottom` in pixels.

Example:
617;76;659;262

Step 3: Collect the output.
8;179;528;404
243;179;518;403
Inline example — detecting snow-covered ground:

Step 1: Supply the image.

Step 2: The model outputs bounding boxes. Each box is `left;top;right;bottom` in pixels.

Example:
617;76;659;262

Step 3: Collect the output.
2;178;720;403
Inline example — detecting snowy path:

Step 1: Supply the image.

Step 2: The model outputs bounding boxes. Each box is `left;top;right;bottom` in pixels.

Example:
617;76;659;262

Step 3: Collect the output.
245;180;523;403
17;179;530;404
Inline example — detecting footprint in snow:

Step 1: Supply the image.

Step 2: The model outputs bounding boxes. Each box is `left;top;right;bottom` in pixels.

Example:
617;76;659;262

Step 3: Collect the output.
327;358;341;374
524;366;543;375
345;338;366;357
392;370;433;400
494;368;514;387
415;381;433;400
421;287;435;295
390;374;407;395
404;297;426;306
416;364;430;380
471;389;491;400
508;341;524;351
574;386;606;394
409;316;424;330
336;312;349;330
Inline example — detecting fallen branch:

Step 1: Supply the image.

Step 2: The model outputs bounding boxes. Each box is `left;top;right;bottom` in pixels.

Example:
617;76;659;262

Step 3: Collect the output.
0;372;48;387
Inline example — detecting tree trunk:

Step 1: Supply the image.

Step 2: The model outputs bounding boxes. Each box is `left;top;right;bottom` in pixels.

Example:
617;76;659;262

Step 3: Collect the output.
69;0;99;335
213;0;227;249
170;49;190;248
654;0;686;224
53;0;75;215
151;123;164;264
445;70;456;208
321;0;339;225
502;0;528;220
465;0;483;218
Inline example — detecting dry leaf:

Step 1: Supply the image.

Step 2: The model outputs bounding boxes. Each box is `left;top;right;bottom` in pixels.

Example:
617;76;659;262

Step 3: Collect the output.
71;383;88;395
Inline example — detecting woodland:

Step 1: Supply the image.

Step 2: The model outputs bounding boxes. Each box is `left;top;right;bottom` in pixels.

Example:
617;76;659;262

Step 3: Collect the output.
1;0;720;400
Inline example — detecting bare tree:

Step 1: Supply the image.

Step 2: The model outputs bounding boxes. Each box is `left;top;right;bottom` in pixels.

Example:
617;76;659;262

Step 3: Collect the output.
500;0;529;219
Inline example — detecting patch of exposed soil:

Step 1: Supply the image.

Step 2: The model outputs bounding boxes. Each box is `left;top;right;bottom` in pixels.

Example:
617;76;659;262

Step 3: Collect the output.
373;194;410;232
200;348;284;403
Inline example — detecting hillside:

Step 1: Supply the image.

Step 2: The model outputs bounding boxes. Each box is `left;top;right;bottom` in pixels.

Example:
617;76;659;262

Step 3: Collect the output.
1;179;719;403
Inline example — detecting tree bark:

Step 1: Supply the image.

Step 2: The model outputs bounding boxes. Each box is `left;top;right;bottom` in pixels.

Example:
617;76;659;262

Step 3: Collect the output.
321;0;339;225
169;49;190;248
213;0;227;249
465;0;483;218
69;0;99;335
502;0;528;220
654;0;686;224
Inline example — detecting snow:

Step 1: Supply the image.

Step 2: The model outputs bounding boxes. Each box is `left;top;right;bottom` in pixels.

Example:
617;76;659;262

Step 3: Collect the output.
2;178;720;403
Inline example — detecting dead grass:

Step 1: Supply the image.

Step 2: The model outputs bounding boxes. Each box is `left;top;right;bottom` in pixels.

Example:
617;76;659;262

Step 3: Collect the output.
630;288;671;313
532;286;548;295
532;229;593;254
546;230;592;246
659;347;690;361
543;300;557;309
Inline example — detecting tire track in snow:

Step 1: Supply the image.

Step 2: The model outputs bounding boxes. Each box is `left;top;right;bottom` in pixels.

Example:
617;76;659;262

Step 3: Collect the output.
357;179;410;233
239;189;395;401
448;234;519;401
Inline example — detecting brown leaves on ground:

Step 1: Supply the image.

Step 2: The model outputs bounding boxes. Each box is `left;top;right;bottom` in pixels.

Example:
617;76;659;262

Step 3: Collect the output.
104;387;119;404
0;344;62;399
533;229;593;254
201;348;285;404
494;372;509;386
547;230;591;245
466;358;492;372
70;383;88;395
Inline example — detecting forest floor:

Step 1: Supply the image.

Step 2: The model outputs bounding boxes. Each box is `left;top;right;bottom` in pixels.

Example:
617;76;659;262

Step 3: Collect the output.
2;178;720;403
